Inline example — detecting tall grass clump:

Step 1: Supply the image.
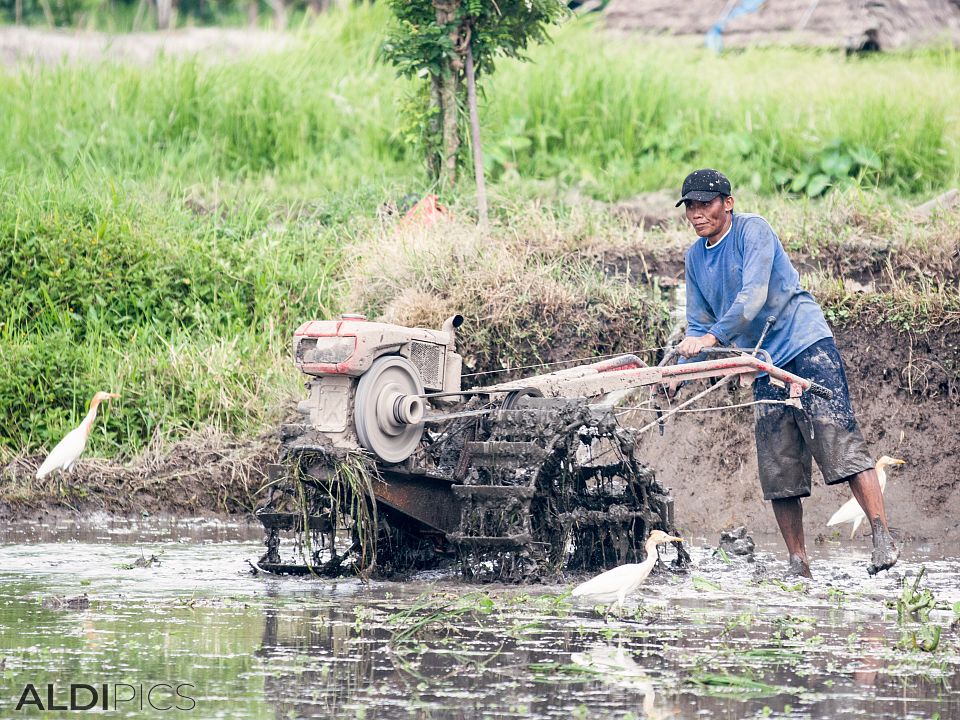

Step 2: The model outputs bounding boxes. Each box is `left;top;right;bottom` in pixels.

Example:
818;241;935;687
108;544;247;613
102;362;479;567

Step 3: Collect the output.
484;20;959;198
0;6;955;200
344;203;673;379
0;5;412;189
0;175;341;457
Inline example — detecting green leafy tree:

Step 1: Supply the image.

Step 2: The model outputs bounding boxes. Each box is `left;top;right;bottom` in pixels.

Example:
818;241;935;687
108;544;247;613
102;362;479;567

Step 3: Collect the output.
384;0;567;218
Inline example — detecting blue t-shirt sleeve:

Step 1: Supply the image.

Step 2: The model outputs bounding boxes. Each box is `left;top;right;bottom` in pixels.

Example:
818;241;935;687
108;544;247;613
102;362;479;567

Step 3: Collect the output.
708;218;775;345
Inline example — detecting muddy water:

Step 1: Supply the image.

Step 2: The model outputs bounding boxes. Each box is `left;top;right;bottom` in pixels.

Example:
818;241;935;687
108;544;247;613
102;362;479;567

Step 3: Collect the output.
1;516;958;719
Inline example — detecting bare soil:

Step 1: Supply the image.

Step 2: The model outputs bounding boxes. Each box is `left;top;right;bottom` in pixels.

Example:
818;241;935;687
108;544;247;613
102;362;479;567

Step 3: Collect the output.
0;428;276;522
635;322;960;542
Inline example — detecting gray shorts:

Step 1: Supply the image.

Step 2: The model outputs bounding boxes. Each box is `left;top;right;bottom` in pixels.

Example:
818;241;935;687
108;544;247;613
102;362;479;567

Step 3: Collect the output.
753;338;874;501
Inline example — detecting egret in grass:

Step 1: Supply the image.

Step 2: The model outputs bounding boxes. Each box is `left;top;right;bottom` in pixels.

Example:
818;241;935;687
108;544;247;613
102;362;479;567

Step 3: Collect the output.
36;391;120;489
571;529;683;613
827;455;906;538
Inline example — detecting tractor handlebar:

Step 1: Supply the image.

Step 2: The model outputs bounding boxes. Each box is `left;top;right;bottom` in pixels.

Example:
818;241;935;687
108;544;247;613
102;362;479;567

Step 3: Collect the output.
808;382;834;400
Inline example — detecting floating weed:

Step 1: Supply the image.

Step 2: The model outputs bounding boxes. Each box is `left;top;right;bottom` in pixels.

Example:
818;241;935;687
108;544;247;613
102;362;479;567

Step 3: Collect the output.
899;625;942;653
737;648;803;665
764;578;809;593
771;615;817;643
386;591;497;646
827;586;847;608
713;547;732;565
384;592;507;686
692;576;722;593
687;671;791;699
506;619;545;639
894;566;936;623
719;612;755;638
500;590;571;615
890;566;945;653
528;660;604;684
886;654;952;682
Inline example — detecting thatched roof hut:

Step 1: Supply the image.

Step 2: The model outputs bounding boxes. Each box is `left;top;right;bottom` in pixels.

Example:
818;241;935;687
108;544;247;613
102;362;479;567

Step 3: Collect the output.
603;0;960;49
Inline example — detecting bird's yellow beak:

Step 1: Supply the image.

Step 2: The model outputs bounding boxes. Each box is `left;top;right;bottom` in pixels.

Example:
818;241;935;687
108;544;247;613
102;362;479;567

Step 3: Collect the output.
107;393;120;399
667;535;684;543
892;458;906;465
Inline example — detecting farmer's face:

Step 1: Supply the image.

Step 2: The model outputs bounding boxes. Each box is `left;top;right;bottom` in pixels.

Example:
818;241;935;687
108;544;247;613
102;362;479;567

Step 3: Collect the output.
684;195;734;241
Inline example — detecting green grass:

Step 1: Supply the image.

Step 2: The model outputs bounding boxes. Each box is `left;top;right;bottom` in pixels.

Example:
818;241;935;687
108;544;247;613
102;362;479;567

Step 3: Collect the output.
1;6;957;196
0;177;340;455
0;13;410;187
1;3;958;460
485;24;959;199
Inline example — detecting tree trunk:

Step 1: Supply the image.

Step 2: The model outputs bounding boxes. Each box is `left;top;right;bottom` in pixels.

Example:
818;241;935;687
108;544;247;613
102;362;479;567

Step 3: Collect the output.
247;0;258;27
427;74;443;181
15;0;22;25
464;40;487;226
38;0;54;27
156;0;172;29
433;0;462;188
438;72;460;186
264;0;288;30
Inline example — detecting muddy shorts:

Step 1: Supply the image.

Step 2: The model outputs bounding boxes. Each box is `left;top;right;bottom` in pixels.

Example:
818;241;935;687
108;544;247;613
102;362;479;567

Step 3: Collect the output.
753;338;874;501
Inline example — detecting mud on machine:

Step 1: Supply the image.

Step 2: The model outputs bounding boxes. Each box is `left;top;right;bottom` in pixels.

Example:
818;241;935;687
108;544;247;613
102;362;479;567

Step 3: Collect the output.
255;313;832;581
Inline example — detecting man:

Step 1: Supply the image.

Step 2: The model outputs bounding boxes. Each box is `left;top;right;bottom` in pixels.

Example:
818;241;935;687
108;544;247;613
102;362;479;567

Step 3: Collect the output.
671;168;898;578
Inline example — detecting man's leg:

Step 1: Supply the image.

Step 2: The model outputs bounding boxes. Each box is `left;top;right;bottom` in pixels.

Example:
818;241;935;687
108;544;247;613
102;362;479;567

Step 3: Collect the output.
755;368;813;578
771;497;812;578
847;468;899;575
792;338;896;575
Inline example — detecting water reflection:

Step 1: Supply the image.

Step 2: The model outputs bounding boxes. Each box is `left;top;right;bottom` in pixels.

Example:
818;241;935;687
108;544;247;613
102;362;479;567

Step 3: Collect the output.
257;603;375;719
1;519;959;719
851;625;885;687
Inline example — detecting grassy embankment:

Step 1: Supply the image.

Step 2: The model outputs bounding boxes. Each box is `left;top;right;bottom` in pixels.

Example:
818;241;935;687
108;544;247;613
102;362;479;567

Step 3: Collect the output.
1;4;958;474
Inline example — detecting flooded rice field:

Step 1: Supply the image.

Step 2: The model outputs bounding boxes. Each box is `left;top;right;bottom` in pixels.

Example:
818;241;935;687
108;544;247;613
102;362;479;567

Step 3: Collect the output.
1;515;958;719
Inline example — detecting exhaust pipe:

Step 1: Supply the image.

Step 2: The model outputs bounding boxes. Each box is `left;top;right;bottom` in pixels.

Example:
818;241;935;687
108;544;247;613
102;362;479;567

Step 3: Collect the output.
441;314;464;352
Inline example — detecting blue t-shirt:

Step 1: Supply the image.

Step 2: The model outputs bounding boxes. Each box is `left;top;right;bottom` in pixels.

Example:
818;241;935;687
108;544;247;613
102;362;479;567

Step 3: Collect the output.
683;212;832;367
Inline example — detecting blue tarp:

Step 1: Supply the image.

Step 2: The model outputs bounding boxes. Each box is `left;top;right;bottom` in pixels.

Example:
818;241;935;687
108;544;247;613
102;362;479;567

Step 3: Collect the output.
705;0;767;52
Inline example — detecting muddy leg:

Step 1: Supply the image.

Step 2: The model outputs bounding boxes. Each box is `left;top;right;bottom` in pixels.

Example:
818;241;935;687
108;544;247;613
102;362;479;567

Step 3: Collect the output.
771;497;812;578
847;469;899;575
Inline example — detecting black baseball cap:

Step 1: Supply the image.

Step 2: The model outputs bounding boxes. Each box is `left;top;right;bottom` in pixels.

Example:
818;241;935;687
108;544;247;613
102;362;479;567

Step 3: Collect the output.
675;169;732;207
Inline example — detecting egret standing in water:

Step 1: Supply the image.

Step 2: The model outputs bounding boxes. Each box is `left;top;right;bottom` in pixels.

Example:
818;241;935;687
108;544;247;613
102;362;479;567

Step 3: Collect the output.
572;529;683;613
827;456;906;538
36;391;120;489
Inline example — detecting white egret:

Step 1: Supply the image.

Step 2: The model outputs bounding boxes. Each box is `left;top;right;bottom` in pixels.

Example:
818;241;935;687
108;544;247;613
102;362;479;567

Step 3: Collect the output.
36;391;120;486
827;455;906;539
571;529;683;613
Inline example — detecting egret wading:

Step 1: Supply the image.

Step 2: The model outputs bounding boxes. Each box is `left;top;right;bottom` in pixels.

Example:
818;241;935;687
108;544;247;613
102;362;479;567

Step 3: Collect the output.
828;456;906;538
36;391;120;490
571;529;683;613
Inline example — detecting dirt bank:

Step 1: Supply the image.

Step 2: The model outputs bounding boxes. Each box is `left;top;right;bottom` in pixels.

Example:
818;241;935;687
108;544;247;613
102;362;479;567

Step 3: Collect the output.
593;190;960;288
635;322;960;543
0;428;275;522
